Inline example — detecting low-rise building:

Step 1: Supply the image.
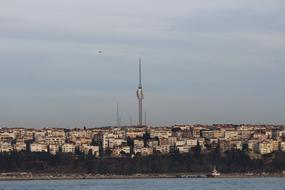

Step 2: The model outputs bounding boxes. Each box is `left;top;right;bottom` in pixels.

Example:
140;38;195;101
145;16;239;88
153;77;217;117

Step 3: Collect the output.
247;140;259;152
34;131;46;142
61;143;76;153
49;144;60;155
176;145;190;153
134;139;144;148
155;145;170;154
175;140;185;146
30;143;48;152
112;146;130;157
126;128;145;138
46;136;65;145
280;141;285;151
0;142;13;152
14;142;26;152
224;130;239;141
186;139;197;147
201;130;222;139
81;144;100;156
113;138;127;147
159;138;168;146
134;147;153;156
0;132;15;142
271;140;280;151
168;136;177;146
150;128;172;139
255;141;273;155
229;140;242;150
147;139;159;147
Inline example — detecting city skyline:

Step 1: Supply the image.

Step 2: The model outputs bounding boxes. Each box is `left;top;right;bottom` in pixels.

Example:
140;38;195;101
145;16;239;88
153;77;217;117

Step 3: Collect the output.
0;0;285;128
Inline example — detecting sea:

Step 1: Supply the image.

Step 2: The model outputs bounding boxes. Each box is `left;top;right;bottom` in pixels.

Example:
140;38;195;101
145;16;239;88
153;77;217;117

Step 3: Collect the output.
0;178;285;190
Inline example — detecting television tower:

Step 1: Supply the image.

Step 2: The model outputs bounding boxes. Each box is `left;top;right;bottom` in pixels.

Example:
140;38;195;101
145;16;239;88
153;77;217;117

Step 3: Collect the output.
136;59;144;126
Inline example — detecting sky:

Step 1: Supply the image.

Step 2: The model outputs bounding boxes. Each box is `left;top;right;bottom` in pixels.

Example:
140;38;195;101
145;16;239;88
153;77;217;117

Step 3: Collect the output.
0;0;284;128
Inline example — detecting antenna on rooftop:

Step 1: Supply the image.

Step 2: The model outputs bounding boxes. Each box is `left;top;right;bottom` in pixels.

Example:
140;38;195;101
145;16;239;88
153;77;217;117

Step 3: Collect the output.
144;111;147;126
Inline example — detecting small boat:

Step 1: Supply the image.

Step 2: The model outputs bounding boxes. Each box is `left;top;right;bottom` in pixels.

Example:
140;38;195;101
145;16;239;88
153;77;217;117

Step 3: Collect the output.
207;166;221;177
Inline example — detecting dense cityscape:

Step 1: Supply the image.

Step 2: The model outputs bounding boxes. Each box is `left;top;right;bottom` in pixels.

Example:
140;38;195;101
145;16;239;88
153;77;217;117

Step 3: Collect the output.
1;124;285;157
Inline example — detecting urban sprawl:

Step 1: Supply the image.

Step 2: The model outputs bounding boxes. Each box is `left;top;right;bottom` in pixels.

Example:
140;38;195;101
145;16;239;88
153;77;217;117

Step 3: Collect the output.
1;124;285;159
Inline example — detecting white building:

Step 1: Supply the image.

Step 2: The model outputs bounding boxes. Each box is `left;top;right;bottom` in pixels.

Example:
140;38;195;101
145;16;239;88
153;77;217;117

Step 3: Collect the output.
46;136;65;145
150;128;172;139
61;143;76;153
30;143;48;152
186;139;198;147
0;132;15;142
134;139;144;148
0;142;13;152
134;147;153;156
175;140;186;146
34;131;46;142
280;141;285;152
155;145;170;154
255;141;273;155
224;130;239;140
113;138;127;147
14;142;26;152
81;144;100;156
112;146;131;157
102;133;116;149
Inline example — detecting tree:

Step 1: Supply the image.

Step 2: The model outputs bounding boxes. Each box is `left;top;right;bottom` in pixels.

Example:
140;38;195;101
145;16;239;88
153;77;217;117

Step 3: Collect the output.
194;142;201;159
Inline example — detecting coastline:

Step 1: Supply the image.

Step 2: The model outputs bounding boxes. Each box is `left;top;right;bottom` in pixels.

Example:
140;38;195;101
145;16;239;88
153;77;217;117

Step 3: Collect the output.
0;173;284;181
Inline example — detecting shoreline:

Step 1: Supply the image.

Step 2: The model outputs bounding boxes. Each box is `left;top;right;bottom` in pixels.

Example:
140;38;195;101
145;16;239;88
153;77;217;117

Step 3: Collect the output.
0;173;284;181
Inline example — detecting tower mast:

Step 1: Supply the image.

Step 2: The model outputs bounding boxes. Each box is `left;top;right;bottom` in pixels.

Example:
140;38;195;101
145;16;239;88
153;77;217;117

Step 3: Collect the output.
139;59;142;86
136;59;144;126
116;103;121;127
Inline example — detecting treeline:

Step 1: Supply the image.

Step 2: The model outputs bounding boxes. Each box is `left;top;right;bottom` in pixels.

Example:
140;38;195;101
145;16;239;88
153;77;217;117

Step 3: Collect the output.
1;150;285;174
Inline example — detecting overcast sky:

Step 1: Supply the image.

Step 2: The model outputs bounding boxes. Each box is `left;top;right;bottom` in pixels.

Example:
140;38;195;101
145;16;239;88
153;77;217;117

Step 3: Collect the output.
0;0;284;128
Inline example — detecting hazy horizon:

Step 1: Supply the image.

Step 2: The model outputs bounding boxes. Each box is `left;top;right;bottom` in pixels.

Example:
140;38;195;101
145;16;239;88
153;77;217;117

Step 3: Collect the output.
0;0;284;128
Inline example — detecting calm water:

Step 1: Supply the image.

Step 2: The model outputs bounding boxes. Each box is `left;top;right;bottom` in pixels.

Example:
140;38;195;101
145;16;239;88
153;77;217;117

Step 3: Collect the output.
0;178;285;190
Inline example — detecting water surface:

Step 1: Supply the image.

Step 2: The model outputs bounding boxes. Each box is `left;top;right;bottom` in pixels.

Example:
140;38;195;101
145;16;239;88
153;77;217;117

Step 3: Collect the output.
0;178;284;190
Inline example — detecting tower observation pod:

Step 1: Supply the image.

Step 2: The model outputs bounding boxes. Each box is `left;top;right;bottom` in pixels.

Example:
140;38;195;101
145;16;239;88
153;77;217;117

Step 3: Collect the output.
136;59;144;126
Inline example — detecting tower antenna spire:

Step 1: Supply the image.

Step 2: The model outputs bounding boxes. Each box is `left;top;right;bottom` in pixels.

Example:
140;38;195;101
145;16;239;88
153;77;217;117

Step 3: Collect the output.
139;58;142;86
